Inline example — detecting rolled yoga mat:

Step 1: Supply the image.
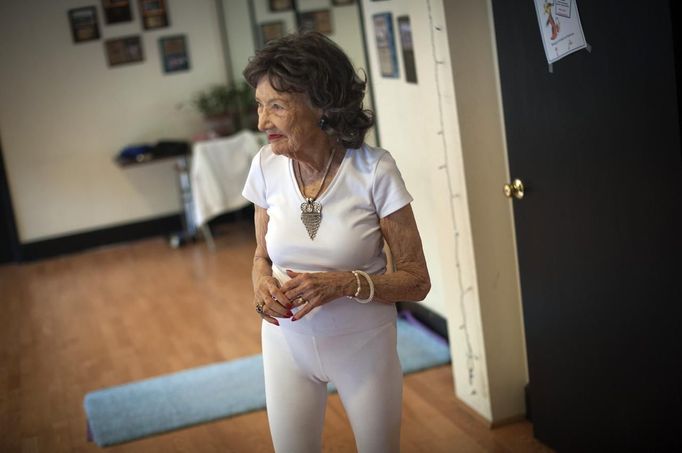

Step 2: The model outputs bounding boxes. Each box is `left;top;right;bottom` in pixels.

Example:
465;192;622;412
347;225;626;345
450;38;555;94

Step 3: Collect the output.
84;315;450;446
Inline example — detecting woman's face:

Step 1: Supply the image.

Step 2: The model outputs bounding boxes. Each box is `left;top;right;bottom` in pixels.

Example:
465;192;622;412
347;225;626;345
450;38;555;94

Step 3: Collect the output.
255;77;322;159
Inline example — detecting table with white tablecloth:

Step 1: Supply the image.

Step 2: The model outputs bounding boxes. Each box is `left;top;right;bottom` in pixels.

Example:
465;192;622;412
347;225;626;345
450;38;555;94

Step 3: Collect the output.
190;130;263;245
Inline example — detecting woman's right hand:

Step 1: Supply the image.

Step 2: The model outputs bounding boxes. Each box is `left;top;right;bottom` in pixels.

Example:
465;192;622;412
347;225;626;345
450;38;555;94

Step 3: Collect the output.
255;275;293;326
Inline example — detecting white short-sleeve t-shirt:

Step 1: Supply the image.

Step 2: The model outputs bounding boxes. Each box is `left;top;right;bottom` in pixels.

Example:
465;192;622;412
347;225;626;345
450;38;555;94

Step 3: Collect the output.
242;143;413;336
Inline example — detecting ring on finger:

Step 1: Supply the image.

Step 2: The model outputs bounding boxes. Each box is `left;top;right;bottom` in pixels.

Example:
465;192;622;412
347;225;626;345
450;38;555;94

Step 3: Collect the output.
295;296;309;305
256;302;265;314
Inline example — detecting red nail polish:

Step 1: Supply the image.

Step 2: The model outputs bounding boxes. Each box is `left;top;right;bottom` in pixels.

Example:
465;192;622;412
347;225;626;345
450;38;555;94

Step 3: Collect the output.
273;320;280;326
291;317;297;322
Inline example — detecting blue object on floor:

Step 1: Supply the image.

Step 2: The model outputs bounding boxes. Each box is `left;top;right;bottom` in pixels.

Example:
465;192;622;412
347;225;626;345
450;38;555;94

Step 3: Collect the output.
84;317;450;446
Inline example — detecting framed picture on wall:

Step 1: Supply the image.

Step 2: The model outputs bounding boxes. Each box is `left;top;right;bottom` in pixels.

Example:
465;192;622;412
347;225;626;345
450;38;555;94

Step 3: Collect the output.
299;10;333;35
104;35;144;67
159;35;189;73
139;0;169;30
101;0;133;24
68;6;100;43
260;21;285;47
373;12;399;78
398;16;417;83
332;0;355;5
269;0;293;12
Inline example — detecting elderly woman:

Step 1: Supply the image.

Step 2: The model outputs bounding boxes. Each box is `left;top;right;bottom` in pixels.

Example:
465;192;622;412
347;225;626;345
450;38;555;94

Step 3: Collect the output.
242;32;430;453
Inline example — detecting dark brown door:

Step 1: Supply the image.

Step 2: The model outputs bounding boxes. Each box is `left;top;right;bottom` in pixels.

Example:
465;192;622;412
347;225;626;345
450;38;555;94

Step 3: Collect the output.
491;1;682;451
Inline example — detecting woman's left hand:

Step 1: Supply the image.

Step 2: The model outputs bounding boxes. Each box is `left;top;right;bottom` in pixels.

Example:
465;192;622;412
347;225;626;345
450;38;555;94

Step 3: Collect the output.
280;270;351;320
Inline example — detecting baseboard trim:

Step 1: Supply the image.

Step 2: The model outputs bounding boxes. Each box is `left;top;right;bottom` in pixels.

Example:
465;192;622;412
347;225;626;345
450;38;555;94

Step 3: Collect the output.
19;214;183;262
450;394;524;429
454;396;494;428
396;301;449;342
490;414;528;429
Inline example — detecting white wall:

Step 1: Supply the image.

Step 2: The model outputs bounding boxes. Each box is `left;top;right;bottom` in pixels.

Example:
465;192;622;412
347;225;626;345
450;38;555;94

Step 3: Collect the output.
0;0;228;242
360;0;527;423
360;0;477;328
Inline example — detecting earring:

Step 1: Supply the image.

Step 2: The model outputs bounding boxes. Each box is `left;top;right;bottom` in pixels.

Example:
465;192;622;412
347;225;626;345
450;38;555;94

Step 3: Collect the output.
319;116;328;130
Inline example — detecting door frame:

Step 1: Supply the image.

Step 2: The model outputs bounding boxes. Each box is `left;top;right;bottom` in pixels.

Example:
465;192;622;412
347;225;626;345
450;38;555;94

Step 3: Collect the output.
440;0;529;423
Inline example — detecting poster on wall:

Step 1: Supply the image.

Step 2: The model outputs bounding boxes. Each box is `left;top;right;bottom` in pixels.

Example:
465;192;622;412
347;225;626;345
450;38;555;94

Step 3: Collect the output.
68;6;100;43
533;0;587;64
269;0;293;12
260;21;285;47
105;35;144;66
101;0;133;24
397;16;417;84
299;10;333;35
159;35;189;73
372;12;399;78
139;0;169;30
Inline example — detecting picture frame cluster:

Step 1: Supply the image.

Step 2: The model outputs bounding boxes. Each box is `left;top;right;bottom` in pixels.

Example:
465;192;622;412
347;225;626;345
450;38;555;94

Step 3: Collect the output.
259;0;356;48
68;0;189;74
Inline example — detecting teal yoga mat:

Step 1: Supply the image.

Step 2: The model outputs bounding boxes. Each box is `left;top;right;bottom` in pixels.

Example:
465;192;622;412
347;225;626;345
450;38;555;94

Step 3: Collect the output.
84;316;450;446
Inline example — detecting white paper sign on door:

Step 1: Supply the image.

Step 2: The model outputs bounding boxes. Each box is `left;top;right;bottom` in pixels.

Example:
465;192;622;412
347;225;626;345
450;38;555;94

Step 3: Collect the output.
534;0;587;64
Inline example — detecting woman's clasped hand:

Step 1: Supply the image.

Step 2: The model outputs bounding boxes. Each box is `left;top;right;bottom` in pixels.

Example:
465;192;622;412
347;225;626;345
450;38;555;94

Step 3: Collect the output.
256;270;360;324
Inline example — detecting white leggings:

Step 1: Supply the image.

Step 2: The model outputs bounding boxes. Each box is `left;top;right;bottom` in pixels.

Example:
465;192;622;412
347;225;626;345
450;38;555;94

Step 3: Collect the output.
261;320;403;453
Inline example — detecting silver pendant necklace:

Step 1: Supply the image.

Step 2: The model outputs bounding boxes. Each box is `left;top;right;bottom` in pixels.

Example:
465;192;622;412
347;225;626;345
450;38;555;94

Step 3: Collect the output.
295;148;336;240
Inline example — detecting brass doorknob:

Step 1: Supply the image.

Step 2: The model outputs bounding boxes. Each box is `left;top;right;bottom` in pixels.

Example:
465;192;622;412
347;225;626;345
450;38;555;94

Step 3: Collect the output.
503;179;525;199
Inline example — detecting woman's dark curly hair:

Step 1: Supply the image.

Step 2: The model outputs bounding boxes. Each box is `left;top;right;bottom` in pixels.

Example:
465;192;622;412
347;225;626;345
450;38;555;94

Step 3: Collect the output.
243;32;374;149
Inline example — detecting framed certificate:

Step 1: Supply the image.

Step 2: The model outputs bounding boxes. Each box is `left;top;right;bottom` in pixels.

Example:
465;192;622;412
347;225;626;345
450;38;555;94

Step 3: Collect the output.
260;21;285;47
159;35;190;73
68;6;100;43
373;12;399;78
101;0;133;24
398;16;417;83
105;35;144;67
299;10;333;35
139;0;169;30
269;0;293;12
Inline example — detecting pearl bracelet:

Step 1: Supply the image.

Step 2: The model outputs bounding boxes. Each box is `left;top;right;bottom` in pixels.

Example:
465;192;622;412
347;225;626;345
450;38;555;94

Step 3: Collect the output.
351;270;374;304
348;270;362;298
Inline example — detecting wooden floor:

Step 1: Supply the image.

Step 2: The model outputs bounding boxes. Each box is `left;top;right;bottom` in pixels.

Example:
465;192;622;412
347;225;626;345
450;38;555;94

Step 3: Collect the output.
0;219;551;453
